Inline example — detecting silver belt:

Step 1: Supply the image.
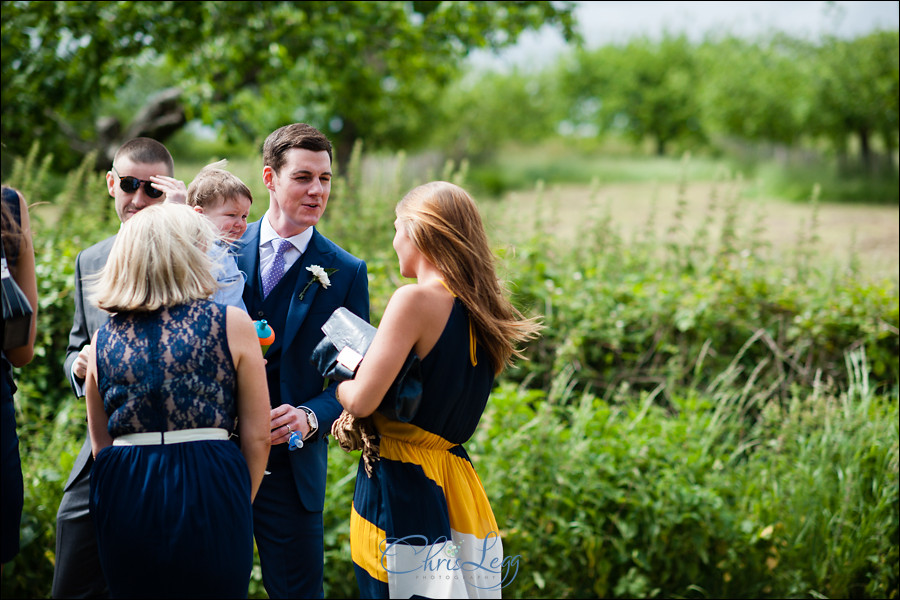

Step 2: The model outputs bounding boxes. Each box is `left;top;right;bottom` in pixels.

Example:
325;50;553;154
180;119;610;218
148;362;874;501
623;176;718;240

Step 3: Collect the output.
112;428;230;446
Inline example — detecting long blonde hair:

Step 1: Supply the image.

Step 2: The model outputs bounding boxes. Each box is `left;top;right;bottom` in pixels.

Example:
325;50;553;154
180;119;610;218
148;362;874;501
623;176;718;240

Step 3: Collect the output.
396;181;543;374
90;203;221;313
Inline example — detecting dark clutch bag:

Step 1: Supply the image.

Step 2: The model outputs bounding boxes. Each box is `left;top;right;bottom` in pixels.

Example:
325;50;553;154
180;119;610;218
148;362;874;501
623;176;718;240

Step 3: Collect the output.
310;307;422;423
1;244;34;351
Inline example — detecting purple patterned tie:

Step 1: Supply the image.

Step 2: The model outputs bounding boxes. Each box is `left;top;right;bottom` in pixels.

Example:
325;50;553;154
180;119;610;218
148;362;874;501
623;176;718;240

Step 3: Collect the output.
262;239;293;298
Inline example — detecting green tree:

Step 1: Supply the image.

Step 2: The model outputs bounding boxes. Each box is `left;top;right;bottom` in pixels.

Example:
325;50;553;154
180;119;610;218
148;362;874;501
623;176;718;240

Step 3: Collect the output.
431;66;567;163
698;34;816;149
809;30;900;172
1;0;577;173
560;33;706;156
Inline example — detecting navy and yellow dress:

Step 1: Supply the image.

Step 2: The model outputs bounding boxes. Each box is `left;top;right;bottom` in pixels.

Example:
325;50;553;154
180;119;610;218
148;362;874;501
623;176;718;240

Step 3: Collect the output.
351;297;508;599
89;300;254;598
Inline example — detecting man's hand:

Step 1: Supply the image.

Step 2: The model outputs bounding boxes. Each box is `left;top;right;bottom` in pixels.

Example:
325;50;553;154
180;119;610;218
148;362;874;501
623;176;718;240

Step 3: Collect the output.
153;175;188;205
72;344;91;380
269;403;310;445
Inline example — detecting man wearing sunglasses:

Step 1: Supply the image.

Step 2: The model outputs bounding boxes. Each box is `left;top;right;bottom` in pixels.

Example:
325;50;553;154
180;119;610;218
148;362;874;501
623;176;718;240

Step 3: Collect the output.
52;137;187;599
110;160;186;220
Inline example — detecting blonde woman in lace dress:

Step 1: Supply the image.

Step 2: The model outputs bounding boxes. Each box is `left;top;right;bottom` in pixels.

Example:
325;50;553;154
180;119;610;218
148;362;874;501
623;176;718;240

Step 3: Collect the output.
83;203;270;598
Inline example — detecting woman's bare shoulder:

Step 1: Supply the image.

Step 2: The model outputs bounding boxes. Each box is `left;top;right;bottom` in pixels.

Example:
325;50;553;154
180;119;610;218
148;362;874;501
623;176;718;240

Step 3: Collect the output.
390;280;452;310
384;281;453;334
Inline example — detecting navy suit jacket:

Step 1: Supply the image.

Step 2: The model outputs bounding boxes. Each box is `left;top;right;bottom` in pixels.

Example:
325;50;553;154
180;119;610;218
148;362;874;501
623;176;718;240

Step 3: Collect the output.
237;221;369;512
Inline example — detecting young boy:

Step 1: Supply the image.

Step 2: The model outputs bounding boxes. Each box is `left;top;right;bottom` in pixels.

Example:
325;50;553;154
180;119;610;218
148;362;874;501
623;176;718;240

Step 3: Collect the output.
186;161;253;311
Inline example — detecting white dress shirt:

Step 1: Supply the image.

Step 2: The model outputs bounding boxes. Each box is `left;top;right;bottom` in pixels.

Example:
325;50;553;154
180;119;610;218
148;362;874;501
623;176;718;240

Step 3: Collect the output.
259;212;313;275
258;212;319;438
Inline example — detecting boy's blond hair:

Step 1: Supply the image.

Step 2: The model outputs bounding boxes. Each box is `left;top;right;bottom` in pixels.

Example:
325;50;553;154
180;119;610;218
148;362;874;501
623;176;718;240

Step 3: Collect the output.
187;159;253;210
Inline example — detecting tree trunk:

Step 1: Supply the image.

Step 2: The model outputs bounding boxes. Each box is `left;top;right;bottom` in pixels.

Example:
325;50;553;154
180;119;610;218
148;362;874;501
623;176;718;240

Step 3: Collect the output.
334;117;359;175
92;88;187;171
858;127;872;172
656;137;666;156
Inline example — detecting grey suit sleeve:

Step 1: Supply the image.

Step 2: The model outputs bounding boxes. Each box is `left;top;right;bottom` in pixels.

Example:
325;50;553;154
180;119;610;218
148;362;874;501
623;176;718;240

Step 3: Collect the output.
63;251;90;397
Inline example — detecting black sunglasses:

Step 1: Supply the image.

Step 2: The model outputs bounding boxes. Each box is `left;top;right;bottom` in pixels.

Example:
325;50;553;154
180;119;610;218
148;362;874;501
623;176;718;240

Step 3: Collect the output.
111;166;164;198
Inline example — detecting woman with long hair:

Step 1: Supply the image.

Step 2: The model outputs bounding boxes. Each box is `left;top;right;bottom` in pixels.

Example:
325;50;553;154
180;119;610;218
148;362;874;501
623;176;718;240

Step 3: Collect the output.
335;181;542;598
1;185;37;572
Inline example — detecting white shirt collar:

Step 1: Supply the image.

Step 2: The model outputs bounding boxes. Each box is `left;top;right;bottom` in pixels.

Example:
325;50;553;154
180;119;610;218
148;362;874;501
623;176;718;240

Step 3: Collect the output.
260;212;313;254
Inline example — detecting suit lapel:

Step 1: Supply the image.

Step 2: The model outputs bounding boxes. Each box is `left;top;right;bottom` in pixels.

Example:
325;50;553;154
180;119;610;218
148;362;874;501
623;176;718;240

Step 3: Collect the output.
282;229;336;346
237;222;261;295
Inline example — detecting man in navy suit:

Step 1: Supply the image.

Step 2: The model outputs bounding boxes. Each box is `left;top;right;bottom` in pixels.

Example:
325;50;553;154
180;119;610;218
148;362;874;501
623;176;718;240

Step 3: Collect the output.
53;137;187;598
237;123;369;598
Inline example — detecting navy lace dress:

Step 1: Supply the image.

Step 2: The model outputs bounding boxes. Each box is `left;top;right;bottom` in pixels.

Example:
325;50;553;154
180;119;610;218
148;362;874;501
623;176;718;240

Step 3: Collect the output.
89;300;253;598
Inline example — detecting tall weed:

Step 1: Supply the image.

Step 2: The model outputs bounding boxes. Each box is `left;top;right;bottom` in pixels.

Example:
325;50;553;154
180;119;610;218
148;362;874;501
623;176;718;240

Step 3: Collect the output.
471;355;898;599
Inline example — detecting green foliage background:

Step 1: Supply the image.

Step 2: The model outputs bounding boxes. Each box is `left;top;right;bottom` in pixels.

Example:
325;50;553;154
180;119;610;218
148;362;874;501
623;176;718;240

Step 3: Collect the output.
1;143;897;598
1;2;897;597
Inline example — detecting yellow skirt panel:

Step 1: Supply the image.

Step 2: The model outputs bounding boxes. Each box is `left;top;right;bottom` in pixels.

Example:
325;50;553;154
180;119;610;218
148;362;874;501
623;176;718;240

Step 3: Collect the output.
372;414;499;540
350;502;389;584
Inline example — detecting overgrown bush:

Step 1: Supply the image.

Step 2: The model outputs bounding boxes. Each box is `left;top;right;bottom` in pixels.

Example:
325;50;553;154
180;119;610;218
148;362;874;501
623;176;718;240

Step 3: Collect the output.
503;178;899;404
469;351;898;599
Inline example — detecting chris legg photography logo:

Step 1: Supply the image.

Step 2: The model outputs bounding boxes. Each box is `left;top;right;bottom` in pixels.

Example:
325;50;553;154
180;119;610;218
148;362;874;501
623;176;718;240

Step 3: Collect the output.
380;531;520;590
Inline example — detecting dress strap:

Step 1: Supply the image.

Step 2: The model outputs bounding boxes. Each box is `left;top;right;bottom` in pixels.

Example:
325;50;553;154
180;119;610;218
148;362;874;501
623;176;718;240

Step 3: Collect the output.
435;278;456;297
468;319;478;367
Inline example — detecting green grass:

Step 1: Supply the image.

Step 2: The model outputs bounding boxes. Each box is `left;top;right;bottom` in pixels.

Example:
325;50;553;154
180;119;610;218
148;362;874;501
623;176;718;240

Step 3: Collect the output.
747;160;900;204
466;139;728;197
468;354;899;599
462;138;899;206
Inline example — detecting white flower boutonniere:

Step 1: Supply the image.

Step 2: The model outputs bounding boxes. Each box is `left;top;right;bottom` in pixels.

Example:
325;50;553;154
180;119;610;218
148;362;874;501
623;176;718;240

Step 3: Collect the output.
299;265;337;301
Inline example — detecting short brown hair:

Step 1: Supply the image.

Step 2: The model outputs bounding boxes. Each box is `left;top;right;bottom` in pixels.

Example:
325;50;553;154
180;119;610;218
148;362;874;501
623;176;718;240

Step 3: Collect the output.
113;137;174;176
262;123;333;174
187;160;253;210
